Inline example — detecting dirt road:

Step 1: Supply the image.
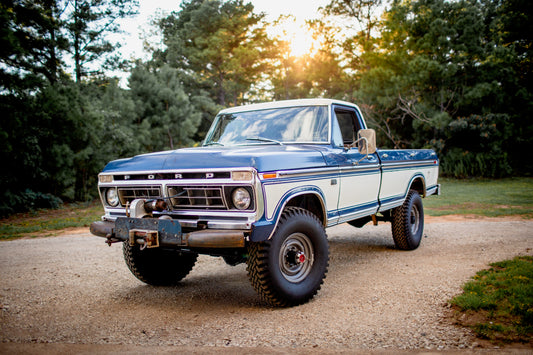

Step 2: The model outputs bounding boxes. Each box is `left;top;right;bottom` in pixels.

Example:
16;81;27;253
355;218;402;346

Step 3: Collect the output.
0;219;531;353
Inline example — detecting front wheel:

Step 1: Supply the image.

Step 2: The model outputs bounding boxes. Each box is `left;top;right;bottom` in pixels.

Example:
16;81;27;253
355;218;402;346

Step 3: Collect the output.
247;207;329;307
123;242;198;286
391;190;424;250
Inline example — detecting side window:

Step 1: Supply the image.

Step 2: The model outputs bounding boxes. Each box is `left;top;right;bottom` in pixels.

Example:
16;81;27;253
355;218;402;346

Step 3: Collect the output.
334;109;361;146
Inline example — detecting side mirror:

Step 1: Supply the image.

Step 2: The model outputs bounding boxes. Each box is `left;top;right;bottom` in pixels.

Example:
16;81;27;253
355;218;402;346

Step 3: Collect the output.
357;129;376;155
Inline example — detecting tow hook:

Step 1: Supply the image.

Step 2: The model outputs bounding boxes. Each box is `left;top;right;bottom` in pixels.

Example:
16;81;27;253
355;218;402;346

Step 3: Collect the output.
129;229;159;250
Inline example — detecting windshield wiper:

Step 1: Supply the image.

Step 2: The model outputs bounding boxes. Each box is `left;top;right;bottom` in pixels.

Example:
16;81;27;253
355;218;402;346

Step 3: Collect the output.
246;137;284;146
204;141;224;146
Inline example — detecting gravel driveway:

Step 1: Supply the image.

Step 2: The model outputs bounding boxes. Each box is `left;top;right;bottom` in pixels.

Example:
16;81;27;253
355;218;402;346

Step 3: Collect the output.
1;219;531;353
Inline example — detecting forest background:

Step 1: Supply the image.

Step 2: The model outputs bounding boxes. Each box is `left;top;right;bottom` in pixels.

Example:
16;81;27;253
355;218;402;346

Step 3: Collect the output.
1;0;531;216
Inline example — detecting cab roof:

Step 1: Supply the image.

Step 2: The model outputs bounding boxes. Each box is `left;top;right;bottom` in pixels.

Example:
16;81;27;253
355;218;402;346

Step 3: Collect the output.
218;98;360;114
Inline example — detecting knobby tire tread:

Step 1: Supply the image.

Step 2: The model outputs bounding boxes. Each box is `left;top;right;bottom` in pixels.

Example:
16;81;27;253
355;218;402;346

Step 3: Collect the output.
391;190;423;251
246;207;329;307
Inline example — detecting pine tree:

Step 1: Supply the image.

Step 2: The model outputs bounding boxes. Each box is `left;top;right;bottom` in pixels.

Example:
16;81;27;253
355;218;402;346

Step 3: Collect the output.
64;0;138;82
129;63;201;151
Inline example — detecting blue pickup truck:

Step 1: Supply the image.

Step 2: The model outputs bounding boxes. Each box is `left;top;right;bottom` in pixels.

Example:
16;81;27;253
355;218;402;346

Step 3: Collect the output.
90;99;440;306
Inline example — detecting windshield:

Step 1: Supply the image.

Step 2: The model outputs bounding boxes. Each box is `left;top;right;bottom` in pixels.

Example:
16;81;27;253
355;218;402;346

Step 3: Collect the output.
204;106;329;146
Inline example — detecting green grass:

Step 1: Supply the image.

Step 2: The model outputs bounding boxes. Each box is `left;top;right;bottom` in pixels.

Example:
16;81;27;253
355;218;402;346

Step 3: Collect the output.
424;177;533;218
450;256;533;345
0;201;103;240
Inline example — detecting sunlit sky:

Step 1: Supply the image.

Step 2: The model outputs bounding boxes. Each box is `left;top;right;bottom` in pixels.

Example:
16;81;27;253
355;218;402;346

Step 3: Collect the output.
116;0;330;62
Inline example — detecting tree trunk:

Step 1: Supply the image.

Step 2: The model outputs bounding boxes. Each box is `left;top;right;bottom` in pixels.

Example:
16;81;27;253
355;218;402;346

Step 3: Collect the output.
74;0;82;83
167;128;174;150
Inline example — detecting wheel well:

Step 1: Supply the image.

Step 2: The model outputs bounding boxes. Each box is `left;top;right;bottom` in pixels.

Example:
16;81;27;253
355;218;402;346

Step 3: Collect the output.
285;194;326;226
410;177;426;197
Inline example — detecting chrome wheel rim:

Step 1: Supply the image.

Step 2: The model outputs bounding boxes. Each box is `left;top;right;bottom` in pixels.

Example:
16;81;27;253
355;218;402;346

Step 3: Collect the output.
279;233;314;283
410;203;420;235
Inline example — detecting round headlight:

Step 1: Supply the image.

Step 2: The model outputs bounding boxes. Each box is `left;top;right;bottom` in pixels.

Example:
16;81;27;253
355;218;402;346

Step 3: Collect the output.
232;187;251;210
106;188;120;207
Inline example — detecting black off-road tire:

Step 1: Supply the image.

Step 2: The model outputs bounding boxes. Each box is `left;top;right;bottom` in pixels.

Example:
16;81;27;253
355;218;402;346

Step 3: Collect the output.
246;207;329;307
391;190;424;250
123;242;198;286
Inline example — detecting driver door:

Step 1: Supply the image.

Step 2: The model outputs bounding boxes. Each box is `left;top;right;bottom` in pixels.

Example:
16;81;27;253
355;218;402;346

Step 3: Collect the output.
333;106;381;223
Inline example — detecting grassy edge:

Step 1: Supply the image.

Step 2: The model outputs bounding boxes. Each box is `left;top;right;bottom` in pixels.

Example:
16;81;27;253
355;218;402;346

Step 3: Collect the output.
424;177;533;218
0;201;103;241
449;256;533;346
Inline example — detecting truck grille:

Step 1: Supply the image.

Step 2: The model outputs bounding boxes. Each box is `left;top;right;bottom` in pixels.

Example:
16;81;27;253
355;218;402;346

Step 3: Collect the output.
118;186;162;206
168;186;227;209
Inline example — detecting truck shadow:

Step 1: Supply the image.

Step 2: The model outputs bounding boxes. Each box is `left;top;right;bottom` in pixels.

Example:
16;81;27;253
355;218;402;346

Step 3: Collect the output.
328;234;396;254
113;236;403;310
114;262;262;309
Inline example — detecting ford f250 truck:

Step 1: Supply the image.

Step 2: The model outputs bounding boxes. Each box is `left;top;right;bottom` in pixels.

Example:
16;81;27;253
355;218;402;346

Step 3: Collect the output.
90;99;440;307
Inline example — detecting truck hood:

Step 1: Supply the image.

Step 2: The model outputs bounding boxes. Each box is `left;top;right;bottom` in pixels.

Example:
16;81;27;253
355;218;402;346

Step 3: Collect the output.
102;145;329;173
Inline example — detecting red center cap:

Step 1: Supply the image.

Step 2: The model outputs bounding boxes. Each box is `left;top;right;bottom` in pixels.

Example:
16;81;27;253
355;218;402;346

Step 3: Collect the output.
298;253;306;263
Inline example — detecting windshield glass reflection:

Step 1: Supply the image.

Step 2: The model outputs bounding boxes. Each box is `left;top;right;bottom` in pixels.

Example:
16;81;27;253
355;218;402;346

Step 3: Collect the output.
204;106;329;146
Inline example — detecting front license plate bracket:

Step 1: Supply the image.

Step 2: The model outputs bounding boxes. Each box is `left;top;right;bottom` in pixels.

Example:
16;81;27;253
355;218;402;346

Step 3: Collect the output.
115;217;183;247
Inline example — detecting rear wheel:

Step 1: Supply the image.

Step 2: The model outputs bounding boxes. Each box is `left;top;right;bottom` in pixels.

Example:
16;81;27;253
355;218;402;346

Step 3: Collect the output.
123;242;198;286
247;207;329;307
391;190;424;250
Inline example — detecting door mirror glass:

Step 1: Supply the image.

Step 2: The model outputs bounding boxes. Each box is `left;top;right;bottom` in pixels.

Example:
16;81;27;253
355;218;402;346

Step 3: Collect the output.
357;129;376;155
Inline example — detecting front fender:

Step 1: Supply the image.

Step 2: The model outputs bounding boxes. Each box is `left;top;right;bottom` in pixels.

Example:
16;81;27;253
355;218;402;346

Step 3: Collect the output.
249;185;327;242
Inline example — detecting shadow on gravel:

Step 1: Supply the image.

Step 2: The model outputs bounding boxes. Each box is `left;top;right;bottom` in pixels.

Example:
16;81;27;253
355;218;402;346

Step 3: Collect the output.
113;267;262;310
327;236;397;265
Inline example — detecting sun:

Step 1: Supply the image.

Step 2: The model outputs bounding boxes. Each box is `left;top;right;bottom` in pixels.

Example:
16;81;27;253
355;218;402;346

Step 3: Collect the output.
288;27;317;57
270;15;319;57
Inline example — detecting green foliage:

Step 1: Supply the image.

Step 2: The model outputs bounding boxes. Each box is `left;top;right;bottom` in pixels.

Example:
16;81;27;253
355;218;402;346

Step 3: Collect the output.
64;0;139;82
0;0;67;88
351;0;532;177
441;112;513;177
0;0;187;216
0;189;62;218
156;0;275;107
128;63;201;150
450;256;533;344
